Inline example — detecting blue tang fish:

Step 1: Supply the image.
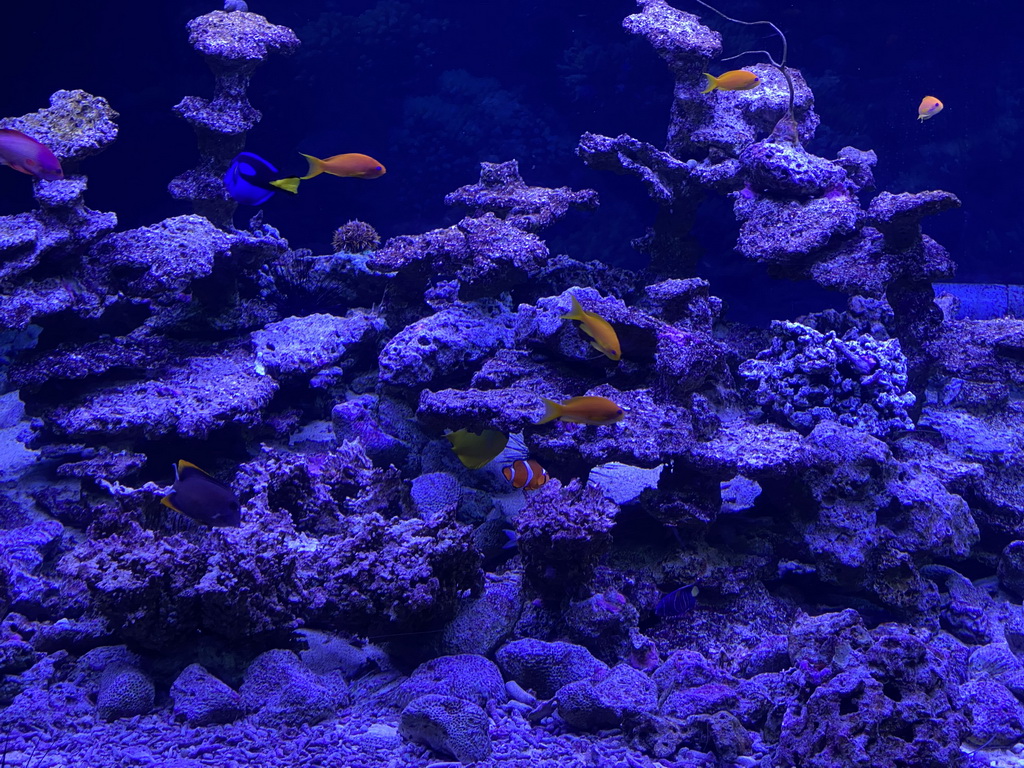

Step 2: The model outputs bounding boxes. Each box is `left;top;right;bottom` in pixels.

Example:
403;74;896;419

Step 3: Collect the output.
224;152;293;205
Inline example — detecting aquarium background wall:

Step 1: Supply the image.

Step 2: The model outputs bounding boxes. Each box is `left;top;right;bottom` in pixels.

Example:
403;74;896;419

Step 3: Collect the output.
3;0;1018;322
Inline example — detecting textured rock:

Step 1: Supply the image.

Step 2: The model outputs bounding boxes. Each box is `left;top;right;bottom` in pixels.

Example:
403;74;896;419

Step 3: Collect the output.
44;348;277;441
252;310;384;378
556;663;657;731
240;649;338;728
399;693;492;763
445;160;598;232
496;639;609;700
379;300;515;389
97;664;155;721
391;654;507;710
170;663;244;726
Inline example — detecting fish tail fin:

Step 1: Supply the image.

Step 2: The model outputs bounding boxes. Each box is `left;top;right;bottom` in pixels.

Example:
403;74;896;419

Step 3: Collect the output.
701;73;717;94
559;295;586;321
269;176;301;194
537;398;562;425
299;153;324;180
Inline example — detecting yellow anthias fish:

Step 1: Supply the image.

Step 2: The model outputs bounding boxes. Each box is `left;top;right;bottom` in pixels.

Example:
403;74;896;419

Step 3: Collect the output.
561;295;621;361
918;96;943;121
445;428;509;469
537;396;625;426
701;70;760;94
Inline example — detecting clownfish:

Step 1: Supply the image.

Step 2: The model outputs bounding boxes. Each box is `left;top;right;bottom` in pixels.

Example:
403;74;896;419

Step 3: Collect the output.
502;459;549;491
537;396;626;426
161;460;241;527
0;128;63;180
917;96;943;121
561;295;621;361
701;70;760;94
270;152;386;193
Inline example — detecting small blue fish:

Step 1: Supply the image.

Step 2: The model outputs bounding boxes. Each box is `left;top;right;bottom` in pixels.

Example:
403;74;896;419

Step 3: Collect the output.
224;152;292;205
654;584;699;618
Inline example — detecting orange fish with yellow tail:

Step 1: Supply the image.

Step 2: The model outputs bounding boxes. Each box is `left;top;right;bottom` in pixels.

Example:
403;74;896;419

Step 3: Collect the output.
561;295;621;361
270;152;386;193
537;396;625;426
701;70;760;94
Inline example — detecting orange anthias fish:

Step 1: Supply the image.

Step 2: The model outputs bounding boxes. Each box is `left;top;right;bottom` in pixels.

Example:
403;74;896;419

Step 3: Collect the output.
918;96;943;121
701;70;760;94
502;459;549;491
0;128;63;180
270;152;386;193
537;396;626;426
561;295;622;361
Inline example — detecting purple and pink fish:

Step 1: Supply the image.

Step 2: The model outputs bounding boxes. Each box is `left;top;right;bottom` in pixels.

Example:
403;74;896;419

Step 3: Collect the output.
0;128;63;180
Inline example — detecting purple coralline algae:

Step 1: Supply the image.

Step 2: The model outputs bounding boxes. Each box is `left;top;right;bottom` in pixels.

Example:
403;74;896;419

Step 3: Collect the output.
739;319;915;437
0;1;1016;766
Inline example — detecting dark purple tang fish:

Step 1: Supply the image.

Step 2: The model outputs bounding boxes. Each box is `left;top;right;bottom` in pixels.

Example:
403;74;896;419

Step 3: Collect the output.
162;460;241;527
654;584;699;618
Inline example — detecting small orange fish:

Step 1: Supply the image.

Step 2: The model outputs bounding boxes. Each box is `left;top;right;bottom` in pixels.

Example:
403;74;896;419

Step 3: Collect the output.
270;152;386;193
701;70;760;94
537;396;625;426
0;128;63;180
300;152;386;179
502;459;549;491
561;295;621;361
917;96;943;121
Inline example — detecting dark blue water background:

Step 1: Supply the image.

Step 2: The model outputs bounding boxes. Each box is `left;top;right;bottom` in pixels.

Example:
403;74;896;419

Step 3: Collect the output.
3;0;1017;323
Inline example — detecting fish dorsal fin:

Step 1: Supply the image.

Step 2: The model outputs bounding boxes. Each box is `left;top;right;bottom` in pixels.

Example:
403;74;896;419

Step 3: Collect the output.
177;460;207;477
176;460;234;491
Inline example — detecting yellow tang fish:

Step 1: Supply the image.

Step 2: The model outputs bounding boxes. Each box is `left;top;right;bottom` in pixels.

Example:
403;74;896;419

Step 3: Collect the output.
701;70;760;94
561;295;621;361
445;428;509;469
918;96;943;121
537;396;625;426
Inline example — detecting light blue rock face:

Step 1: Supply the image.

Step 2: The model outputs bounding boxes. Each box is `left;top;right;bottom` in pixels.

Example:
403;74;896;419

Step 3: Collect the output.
252;310;385;377
378;300;516;388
